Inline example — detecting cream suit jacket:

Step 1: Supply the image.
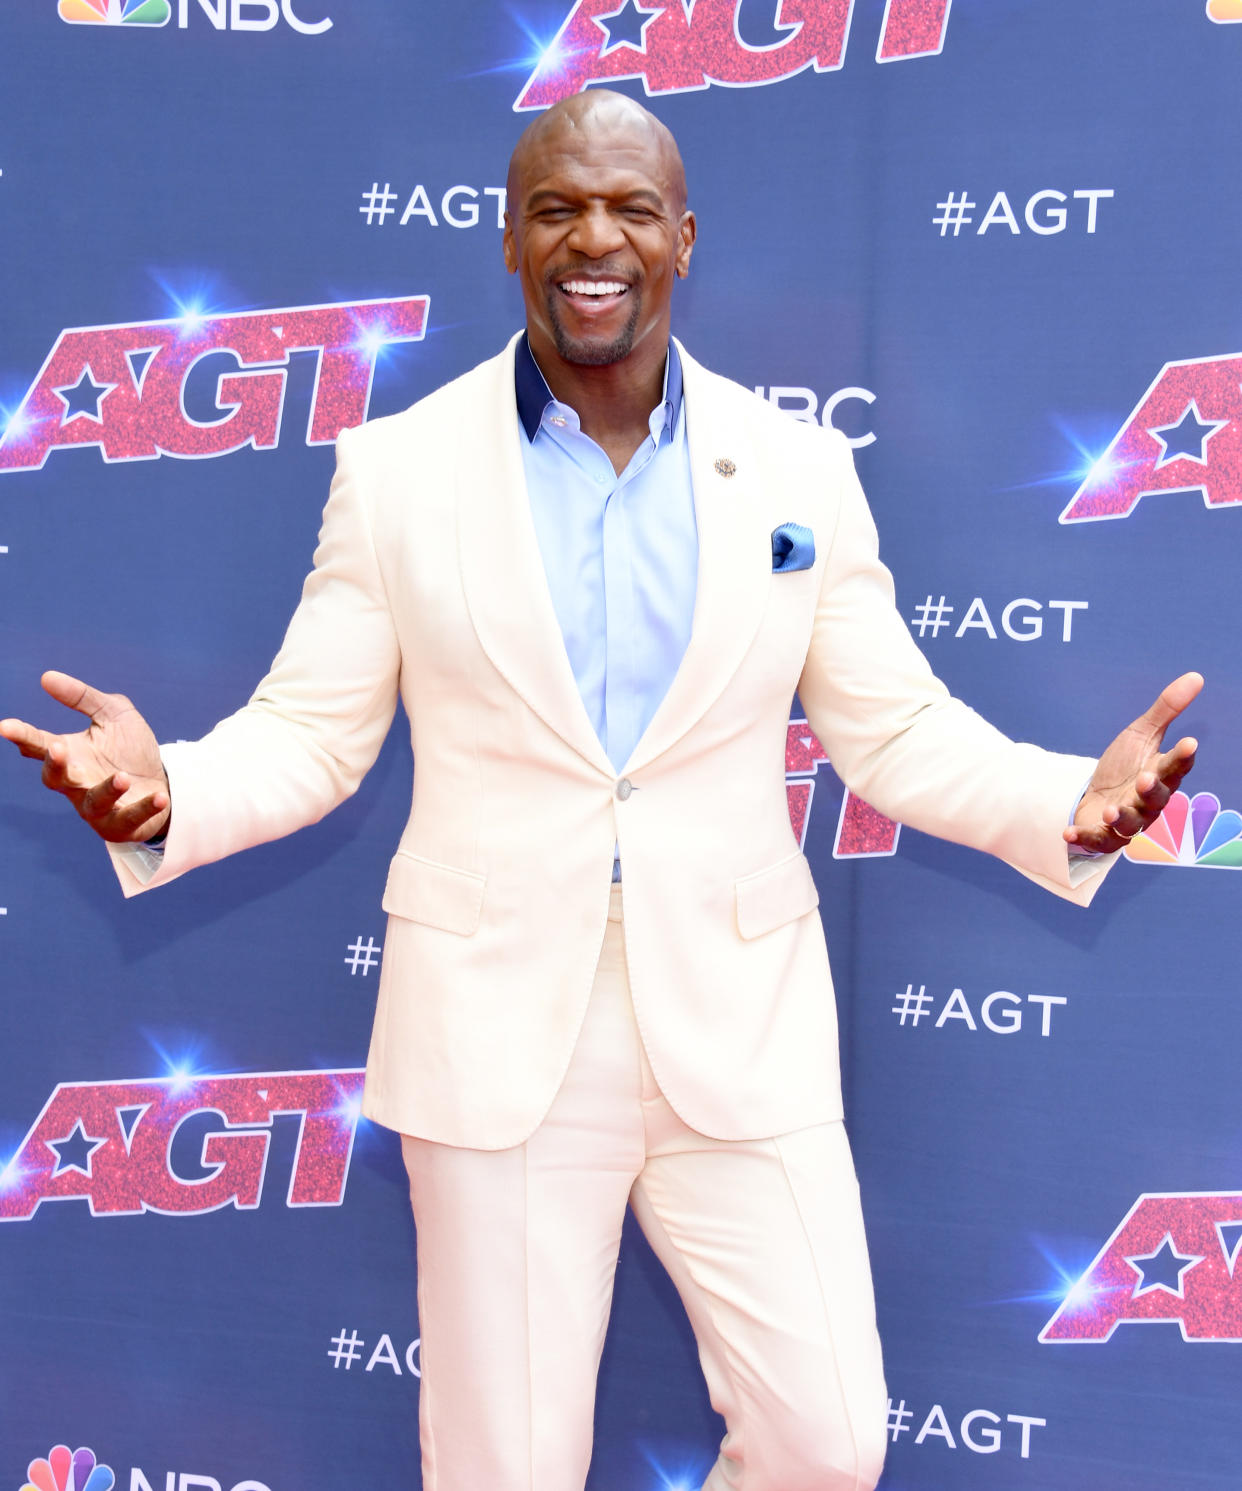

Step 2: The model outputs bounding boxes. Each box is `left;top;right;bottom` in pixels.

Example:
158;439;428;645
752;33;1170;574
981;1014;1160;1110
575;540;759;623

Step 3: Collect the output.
111;335;1110;1149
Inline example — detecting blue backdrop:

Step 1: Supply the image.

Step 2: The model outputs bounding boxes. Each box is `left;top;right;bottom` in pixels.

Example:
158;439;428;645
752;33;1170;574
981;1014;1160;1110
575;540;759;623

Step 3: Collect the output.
2;3;1240;1488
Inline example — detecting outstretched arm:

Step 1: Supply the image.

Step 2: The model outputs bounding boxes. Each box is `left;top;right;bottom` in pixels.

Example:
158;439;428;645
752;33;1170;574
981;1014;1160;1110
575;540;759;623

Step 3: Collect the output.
1064;671;1203;856
0;670;170;843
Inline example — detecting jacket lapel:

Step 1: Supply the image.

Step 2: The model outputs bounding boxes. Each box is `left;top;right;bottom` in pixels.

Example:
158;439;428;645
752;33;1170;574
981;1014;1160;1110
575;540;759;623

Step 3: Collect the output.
624;343;773;775
457;338;614;777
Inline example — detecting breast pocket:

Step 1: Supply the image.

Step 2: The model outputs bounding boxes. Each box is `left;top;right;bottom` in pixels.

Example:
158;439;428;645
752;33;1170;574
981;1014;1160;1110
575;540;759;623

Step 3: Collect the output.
382;851;486;937
734;851;820;940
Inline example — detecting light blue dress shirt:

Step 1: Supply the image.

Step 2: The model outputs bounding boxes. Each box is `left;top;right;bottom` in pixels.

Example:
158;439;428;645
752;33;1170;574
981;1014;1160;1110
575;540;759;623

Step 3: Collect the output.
514;335;698;773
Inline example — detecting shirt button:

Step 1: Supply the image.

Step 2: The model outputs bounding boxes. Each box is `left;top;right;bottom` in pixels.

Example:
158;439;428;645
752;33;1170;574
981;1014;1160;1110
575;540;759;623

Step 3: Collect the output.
616;778;633;801
549;415;567;427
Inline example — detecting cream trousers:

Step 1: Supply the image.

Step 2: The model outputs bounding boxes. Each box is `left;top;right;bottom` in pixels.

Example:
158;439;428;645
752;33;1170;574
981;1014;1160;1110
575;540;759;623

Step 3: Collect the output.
401;885;887;1491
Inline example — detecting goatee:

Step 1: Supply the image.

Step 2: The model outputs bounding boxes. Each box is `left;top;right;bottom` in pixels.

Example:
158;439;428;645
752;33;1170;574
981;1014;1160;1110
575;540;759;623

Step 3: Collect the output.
545;291;641;367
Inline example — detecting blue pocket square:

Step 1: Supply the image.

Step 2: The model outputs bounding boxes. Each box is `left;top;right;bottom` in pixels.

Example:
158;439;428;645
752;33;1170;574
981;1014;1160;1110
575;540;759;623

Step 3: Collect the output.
771;522;815;573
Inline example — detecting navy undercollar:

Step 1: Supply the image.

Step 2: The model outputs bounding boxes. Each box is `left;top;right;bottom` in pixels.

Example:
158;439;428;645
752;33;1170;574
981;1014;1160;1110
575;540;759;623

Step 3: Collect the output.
514;332;683;443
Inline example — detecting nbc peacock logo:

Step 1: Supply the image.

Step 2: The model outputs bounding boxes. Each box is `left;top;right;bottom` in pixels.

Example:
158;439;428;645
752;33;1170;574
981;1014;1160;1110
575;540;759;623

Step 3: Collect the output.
1124;789;1242;870
22;1447;114;1491
58;0;171;25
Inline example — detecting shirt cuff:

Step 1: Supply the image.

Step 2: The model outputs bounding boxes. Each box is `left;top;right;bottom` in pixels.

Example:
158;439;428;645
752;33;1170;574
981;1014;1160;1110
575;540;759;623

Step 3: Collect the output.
111;839;166;885
1066;772;1105;859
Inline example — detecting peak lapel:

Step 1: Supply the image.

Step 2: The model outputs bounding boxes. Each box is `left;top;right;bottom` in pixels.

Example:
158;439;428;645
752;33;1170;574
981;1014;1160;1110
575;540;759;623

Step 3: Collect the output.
625;347;773;774
457;340;613;777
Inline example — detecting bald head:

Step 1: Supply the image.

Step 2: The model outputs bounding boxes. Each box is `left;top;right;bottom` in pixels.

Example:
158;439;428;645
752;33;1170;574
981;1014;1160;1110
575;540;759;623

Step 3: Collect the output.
507;89;687;214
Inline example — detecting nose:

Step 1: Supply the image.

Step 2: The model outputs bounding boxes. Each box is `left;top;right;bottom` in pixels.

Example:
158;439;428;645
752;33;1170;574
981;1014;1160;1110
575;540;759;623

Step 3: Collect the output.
566;203;626;259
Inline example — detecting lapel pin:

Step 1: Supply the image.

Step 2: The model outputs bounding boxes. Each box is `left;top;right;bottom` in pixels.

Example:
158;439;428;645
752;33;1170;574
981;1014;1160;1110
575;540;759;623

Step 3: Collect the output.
714;457;737;478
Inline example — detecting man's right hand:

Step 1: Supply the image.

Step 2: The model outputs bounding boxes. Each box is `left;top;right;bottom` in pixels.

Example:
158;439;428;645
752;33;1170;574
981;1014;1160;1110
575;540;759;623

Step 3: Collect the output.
0;671;171;843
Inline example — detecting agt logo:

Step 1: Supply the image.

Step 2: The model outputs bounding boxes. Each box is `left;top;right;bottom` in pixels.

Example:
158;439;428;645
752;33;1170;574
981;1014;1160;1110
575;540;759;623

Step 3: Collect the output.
515;0;954;110
1123;789;1242;871
0;1069;364;1222
1041;1192;1242;1342
0;297;427;474
1060;352;1242;522
785;718;899;857
58;0;332;33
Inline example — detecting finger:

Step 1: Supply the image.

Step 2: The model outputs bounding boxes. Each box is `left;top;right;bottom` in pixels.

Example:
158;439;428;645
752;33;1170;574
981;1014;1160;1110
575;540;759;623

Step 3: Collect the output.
39;739;91;791
1064;820;1128;854
103;793;170;843
1135;672;1204;738
41;669;112;721
0;717;54;758
1112;755;1193;838
79;772;132;820
1150;736;1198;791
1121;743;1197;813
1103;811;1143;850
1078;801;1140;852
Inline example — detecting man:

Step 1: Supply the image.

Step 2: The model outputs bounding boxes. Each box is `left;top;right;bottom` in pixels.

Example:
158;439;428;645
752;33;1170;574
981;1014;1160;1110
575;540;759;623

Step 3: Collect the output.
2;91;1200;1491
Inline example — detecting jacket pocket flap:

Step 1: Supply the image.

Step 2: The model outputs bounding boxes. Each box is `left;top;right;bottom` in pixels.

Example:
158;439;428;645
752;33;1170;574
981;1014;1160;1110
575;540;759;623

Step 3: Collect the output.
735;852;820;940
382;852;486;937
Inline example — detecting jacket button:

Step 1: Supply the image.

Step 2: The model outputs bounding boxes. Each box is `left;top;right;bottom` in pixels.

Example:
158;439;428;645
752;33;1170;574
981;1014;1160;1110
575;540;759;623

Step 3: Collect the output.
616;778;633;801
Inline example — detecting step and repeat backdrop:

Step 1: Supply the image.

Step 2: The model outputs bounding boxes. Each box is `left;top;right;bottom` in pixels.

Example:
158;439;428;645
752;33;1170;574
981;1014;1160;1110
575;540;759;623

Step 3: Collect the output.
1;2;1240;1488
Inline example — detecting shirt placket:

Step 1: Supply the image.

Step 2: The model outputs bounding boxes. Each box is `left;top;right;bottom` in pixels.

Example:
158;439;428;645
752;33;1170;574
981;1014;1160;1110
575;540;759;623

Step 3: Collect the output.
602;425;664;770
601;475;634;771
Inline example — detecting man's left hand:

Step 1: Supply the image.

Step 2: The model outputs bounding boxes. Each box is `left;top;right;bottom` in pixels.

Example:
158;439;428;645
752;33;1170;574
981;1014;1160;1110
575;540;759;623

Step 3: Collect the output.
1064;671;1203;856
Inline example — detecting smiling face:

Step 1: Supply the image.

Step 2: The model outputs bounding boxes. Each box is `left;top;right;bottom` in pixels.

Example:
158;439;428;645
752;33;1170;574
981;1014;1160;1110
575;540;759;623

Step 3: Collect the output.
503;92;696;375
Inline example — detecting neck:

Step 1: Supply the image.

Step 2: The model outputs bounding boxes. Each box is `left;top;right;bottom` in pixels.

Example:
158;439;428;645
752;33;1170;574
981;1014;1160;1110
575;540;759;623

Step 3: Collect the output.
529;329;668;463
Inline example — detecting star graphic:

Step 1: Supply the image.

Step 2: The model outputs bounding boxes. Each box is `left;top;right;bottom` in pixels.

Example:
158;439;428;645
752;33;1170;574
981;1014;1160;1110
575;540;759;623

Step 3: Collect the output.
1126;1234;1204;1298
1148;401;1227;468
593;0;662;55
46;1120;108;1178
54;366;116;424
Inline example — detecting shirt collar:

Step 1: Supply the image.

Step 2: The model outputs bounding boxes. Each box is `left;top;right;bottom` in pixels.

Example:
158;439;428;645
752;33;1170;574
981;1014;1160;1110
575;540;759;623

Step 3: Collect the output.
514;332;683;444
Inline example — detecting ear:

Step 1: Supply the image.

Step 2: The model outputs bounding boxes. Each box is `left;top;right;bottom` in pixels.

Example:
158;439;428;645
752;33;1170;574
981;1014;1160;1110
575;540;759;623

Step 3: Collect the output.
502;213;518;275
675;210;696;279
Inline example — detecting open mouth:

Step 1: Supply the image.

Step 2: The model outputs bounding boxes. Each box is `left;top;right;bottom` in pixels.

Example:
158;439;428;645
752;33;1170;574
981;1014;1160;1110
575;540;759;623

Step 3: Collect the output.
556;278;632;311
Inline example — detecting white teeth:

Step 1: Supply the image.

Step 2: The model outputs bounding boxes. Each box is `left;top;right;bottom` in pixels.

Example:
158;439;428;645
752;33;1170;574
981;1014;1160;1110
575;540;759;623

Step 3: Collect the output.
560;280;628;296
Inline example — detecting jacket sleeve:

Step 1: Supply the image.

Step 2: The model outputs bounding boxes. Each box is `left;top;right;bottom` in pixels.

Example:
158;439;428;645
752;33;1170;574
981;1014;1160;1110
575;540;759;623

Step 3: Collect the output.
795;434;1116;905
109;423;402;896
